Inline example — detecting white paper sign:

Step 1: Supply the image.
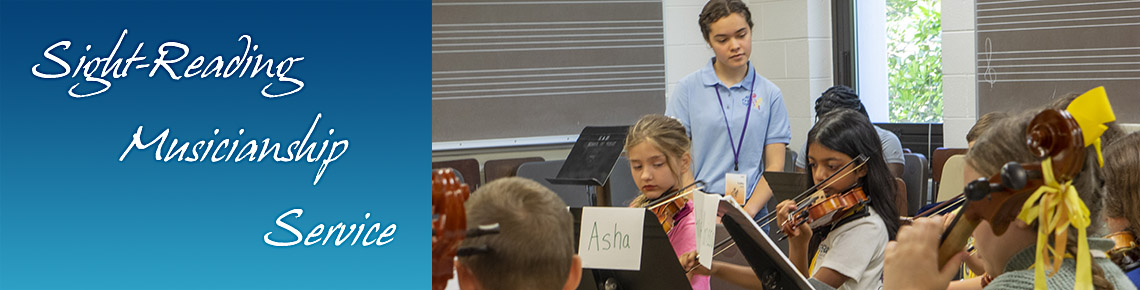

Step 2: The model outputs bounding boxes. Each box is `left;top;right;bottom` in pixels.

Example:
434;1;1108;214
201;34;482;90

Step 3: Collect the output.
726;173;747;205
578;207;645;270
693;191;719;268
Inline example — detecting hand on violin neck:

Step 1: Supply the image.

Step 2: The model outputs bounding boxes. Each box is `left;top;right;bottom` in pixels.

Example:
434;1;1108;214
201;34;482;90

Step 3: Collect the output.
679;251;712;277
774;200;797;228
775;200;812;243
884;215;969;290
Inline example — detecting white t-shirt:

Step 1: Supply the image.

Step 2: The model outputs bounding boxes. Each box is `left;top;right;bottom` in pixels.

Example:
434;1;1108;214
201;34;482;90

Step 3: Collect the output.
810;207;888;290
796;125;905;169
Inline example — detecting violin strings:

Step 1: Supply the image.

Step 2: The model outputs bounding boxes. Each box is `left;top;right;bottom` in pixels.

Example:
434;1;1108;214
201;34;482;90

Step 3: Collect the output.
646;181;705;210
914;194;965;218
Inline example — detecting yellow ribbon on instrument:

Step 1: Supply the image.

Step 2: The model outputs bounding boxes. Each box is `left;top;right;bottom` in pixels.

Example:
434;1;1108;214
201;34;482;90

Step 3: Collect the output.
1065;86;1116;167
1017;158;1092;290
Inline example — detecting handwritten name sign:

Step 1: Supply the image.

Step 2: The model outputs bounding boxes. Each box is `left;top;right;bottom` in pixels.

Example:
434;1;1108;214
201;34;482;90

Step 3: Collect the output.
578;207;644;270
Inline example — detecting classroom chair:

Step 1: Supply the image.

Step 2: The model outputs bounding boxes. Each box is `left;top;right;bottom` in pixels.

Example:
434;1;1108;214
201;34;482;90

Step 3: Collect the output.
902;153;929;216
483;157;544;183
432;158;481;190
516;160;594;207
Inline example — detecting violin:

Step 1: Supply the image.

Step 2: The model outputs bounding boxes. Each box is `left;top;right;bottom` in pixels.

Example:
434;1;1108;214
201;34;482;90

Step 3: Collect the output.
432;169;470;290
794;186;869;230
646;181;705;234
936;108;1085;267
775;155;872;238
1106;231;1140;272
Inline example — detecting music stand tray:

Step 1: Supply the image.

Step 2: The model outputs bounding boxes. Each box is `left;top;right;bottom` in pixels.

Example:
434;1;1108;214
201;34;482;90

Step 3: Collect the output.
570;208;693;290
548;126;628;187
718;198;816;290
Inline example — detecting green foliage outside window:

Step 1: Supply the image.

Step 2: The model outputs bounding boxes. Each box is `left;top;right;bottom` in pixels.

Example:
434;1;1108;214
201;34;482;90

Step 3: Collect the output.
887;0;942;123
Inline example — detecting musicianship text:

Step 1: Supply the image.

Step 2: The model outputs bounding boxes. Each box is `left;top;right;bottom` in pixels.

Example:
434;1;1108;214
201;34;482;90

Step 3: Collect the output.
118;113;347;185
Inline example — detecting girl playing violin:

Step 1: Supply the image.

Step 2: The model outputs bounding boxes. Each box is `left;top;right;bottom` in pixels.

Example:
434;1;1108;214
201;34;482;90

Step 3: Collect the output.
1103;131;1140;287
884;101;1134;290
681;108;900;290
624;114;710;290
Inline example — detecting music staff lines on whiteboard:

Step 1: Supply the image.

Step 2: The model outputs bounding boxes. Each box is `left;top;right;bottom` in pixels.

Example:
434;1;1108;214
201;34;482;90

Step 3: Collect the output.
977;6;1140;20
977;15;1140;27
984;61;1140;69
976;77;1140;83
980;46;1140;55
976;0;1140;13
981;68;1140;75
978;53;1140;62
976;21;1140;33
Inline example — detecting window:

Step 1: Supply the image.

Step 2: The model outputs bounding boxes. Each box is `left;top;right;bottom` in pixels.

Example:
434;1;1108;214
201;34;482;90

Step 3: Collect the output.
835;0;943;123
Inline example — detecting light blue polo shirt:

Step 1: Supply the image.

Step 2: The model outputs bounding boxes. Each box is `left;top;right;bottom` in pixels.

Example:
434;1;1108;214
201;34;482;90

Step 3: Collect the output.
666;58;791;209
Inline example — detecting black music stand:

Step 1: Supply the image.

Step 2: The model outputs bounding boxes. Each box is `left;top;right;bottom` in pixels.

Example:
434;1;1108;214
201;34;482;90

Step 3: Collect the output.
718;199;816;290
762;172;812;203
570;208;693;290
549;126;628;206
760;171;811;254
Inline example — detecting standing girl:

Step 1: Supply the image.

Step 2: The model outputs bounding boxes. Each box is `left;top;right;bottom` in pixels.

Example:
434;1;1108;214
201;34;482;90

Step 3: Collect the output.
666;0;791;220
625;114;709;290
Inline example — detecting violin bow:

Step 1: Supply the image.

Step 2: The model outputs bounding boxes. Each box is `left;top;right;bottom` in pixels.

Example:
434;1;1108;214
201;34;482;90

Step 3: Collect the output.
646;180;707;210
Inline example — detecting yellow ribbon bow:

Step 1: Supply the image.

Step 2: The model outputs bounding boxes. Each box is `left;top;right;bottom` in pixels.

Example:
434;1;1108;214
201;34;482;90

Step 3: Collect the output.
1065;86;1116;167
1018;158;1092;290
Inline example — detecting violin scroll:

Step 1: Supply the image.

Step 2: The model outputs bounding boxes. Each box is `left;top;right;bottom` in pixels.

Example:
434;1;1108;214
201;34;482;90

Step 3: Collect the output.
432;169;470;290
1025;108;1085;181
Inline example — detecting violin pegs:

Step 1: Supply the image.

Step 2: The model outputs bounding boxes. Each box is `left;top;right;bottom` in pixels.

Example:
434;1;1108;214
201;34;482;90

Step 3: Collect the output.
1000;162;1029;191
965;178;994;201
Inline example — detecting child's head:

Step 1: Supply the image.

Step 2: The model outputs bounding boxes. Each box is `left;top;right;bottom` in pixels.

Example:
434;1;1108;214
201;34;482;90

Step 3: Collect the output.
966;111;1009;148
814;85;868;119
456;177;581;290
699;0;754;70
625;114;691;202
964;109;1119;286
805;109;900;239
1102;131;1140;234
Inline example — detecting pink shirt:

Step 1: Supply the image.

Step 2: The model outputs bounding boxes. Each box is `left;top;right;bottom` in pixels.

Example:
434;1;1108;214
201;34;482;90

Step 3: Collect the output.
668;200;710;290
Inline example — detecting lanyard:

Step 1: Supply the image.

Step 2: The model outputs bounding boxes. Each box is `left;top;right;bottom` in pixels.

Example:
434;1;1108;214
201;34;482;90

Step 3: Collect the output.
715;70;757;171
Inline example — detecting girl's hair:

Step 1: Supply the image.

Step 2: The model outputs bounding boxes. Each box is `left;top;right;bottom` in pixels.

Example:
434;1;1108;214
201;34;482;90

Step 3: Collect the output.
814;85;868;118
625;114;691;207
1103;132;1140;235
966;111;1009;144
698;0;754;42
805;109;900;240
966;109;1122;290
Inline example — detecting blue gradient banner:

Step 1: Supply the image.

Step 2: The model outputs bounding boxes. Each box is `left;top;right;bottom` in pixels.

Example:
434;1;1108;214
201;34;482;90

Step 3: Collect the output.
0;0;428;289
